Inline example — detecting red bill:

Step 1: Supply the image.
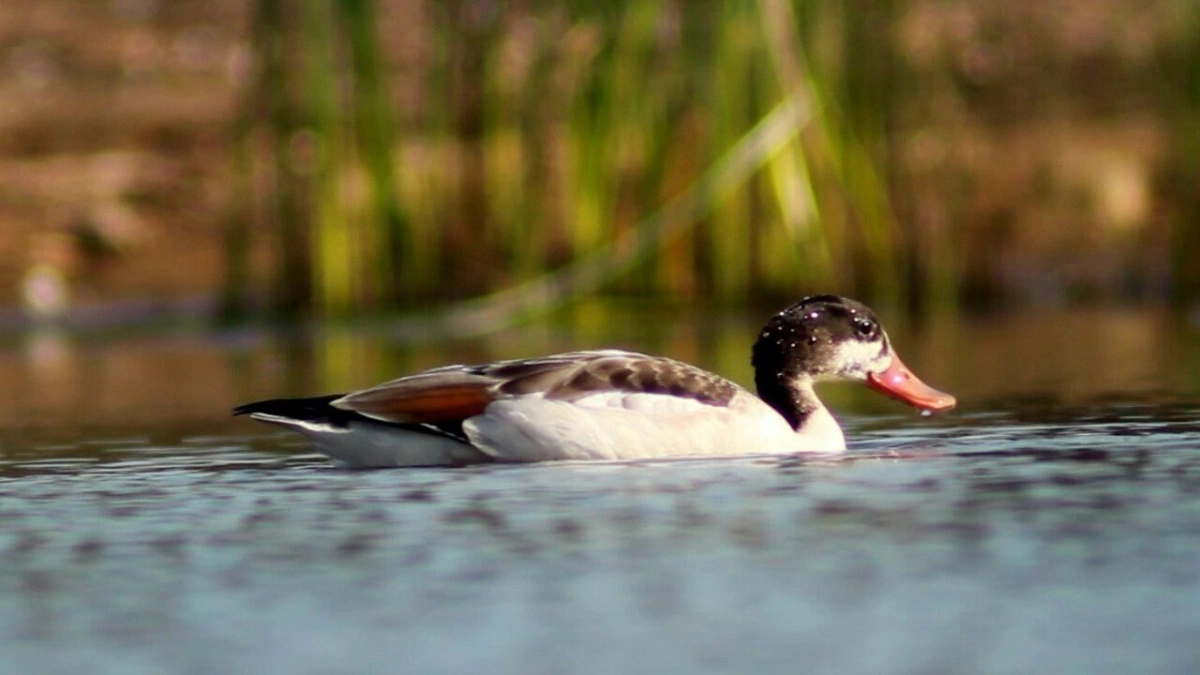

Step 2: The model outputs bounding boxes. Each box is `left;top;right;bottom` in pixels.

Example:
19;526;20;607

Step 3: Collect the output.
866;355;956;412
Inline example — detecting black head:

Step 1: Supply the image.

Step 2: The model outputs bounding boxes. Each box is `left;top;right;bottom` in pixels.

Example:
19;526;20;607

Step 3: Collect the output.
751;295;956;430
751;295;890;386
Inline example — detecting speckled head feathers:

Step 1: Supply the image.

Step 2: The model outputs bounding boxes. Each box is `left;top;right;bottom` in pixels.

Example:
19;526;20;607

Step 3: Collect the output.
751;295;891;384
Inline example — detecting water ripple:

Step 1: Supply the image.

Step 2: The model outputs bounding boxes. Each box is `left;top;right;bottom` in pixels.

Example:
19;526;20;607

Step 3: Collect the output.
2;401;1200;674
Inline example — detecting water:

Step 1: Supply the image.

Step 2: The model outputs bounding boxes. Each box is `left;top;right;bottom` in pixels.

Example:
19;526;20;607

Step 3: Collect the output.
2;305;1200;674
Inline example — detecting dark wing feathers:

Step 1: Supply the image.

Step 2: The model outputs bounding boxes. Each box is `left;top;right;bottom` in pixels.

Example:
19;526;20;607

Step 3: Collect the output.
238;351;744;429
483;351;742;405
233;394;470;442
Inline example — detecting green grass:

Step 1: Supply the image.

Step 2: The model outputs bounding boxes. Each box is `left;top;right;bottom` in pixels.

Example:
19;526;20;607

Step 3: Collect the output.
220;0;1200;319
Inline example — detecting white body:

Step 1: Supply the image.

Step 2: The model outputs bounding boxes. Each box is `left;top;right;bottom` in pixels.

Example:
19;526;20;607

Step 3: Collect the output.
261;389;845;468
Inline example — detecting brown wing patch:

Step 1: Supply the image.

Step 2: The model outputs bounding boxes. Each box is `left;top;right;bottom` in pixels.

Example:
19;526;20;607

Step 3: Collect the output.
546;355;742;406
332;373;494;423
331;351;744;422
493;361;578;396
633;359;741;405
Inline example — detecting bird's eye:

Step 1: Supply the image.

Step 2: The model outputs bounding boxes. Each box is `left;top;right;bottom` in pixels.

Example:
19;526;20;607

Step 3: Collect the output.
853;318;878;340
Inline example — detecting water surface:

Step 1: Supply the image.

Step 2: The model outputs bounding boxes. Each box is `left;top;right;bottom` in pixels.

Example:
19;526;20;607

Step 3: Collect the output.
2;305;1199;674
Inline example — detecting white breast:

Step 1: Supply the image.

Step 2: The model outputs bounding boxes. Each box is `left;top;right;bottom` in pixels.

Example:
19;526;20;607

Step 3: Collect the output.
463;390;845;462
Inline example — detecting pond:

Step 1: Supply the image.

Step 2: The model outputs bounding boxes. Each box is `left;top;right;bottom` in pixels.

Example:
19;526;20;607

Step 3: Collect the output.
2;303;1199;674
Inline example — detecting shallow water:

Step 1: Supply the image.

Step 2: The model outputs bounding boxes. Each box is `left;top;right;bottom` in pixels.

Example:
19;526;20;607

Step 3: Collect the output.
2;306;1200;674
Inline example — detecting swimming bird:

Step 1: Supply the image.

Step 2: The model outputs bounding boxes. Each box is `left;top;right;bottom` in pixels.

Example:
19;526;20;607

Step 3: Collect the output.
234;295;955;467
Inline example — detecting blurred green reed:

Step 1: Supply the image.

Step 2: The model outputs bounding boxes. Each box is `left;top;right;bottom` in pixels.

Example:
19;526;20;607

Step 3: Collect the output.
221;0;939;319
221;0;311;321
1167;1;1200;304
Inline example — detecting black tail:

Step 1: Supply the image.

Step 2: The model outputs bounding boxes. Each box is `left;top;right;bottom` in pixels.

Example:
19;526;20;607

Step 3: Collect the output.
233;394;348;423
234;393;471;442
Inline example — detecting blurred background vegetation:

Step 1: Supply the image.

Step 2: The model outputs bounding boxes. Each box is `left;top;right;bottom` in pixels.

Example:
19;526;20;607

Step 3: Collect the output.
1;0;1198;324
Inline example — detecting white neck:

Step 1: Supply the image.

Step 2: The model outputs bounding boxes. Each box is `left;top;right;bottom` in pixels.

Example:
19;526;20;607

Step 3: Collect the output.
785;377;847;452
794;403;846;451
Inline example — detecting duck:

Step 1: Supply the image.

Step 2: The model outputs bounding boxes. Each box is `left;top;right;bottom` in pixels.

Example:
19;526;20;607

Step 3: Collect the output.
234;295;955;467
